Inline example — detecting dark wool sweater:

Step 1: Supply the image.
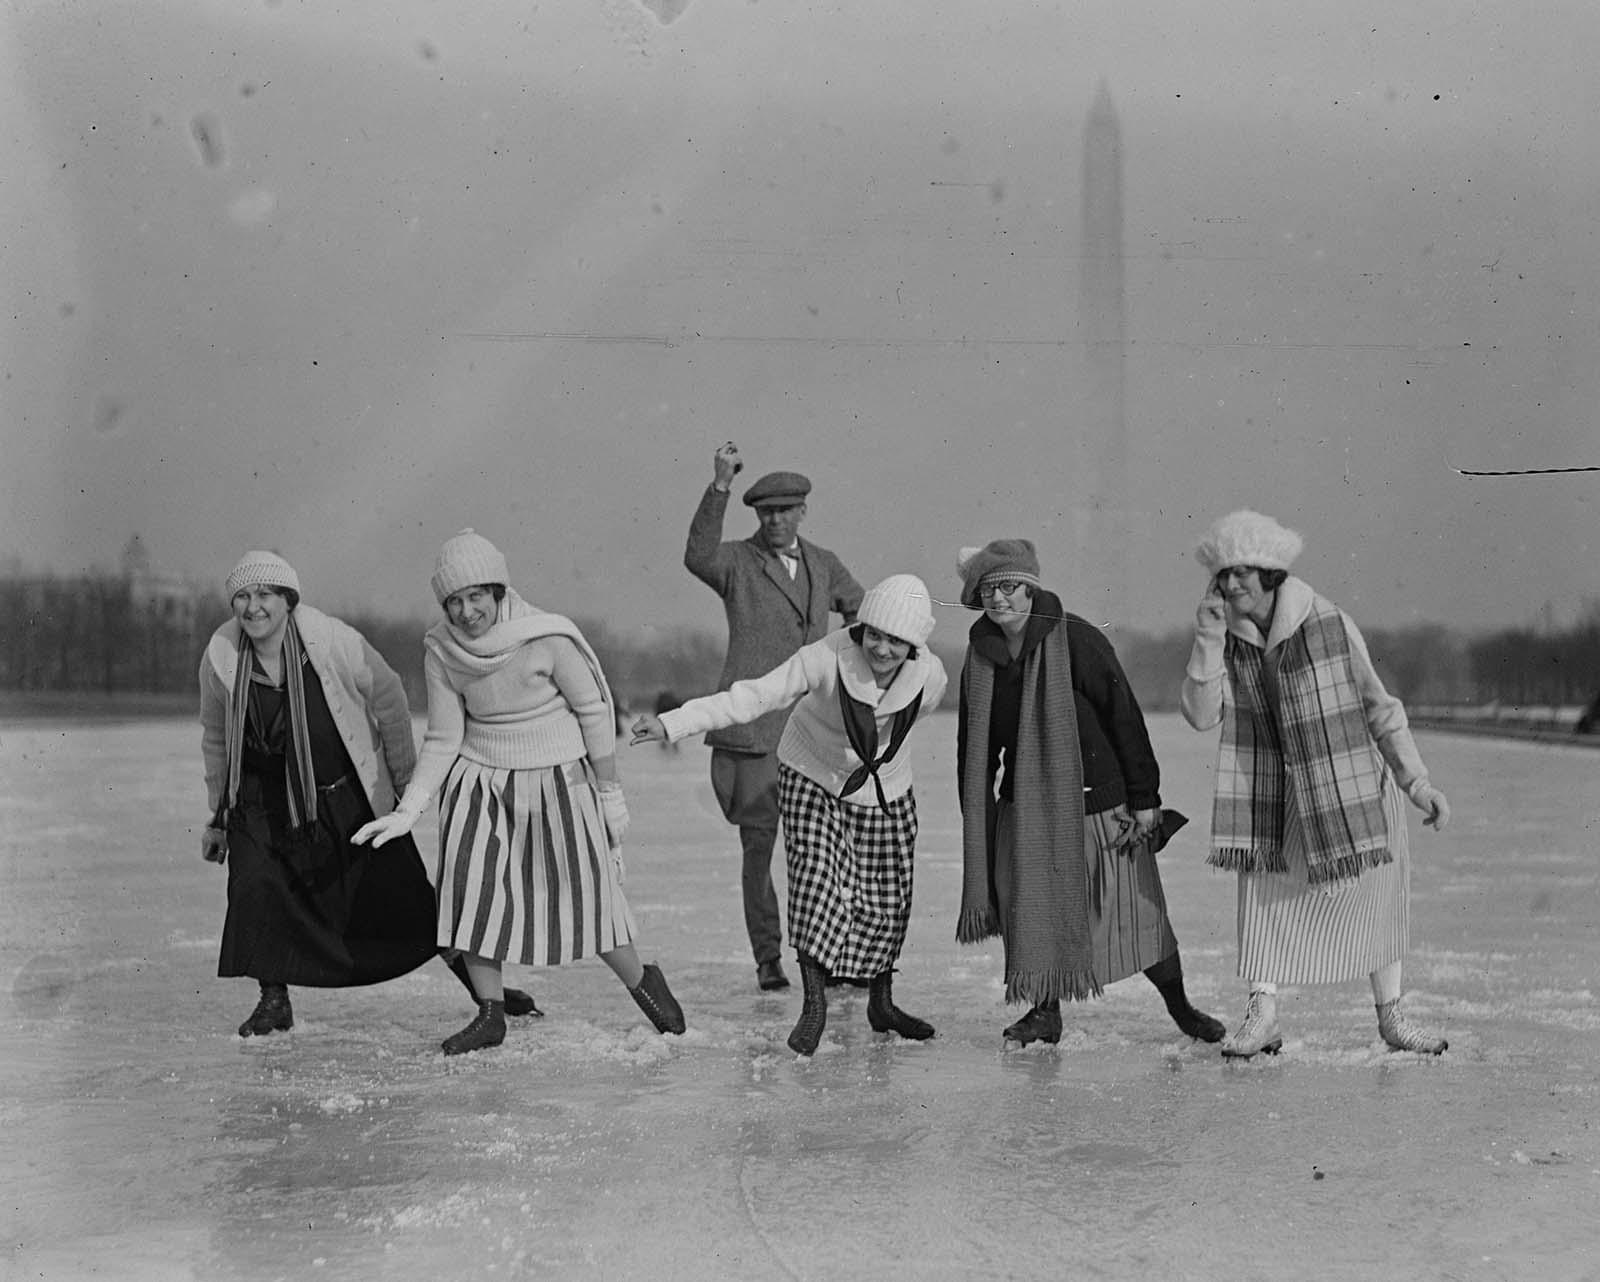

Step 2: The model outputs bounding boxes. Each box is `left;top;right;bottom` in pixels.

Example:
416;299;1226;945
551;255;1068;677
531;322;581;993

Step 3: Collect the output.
958;592;1161;815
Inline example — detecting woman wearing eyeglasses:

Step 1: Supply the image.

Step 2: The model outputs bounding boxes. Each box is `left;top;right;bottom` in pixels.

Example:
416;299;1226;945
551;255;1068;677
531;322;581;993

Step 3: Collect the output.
954;539;1223;1048
1181;510;1452;1058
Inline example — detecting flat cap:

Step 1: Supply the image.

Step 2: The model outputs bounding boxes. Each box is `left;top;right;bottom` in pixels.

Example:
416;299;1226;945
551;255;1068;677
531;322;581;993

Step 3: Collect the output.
741;470;811;508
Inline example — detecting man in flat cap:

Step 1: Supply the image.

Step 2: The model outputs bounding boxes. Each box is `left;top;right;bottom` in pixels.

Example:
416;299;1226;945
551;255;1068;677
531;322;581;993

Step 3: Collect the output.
684;442;865;991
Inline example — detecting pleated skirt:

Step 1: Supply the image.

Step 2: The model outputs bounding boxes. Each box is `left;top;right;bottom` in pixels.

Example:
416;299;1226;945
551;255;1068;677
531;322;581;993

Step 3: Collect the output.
994;802;1178;992
1234;776;1410;985
436;757;636;966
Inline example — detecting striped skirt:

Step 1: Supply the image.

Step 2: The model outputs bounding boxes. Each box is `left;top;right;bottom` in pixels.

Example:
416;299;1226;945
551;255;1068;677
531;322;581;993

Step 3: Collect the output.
1234;776;1409;985
436;757;636;966
778;765;917;981
995;802;1178;991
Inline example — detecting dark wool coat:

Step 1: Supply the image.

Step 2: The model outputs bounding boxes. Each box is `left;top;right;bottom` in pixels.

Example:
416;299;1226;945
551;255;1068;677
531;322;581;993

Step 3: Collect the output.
684;484;865;754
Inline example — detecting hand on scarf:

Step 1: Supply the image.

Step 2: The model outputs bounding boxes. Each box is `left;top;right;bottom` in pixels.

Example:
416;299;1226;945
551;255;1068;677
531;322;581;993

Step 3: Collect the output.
1411;783;1451;830
201;826;228;864
597;782;630;847
352;808;421;849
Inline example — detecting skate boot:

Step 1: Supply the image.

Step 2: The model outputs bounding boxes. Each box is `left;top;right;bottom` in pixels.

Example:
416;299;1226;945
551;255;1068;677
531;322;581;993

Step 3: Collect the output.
866;970;934;1040
1377;998;1447;1055
442;999;506;1055
1220;991;1282;1058
629;963;686;1035
1002;1000;1062;1046
787;953;829;1055
238;983;293;1037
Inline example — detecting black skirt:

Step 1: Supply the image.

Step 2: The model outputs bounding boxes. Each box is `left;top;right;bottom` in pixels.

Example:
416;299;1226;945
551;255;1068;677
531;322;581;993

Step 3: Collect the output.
217;672;437;988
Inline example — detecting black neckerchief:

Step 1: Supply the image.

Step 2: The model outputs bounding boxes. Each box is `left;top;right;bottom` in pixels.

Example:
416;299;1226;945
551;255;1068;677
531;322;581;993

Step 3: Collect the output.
836;665;924;811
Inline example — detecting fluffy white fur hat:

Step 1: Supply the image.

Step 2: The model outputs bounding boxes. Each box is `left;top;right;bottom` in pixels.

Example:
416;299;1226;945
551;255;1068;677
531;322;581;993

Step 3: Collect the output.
1194;510;1304;575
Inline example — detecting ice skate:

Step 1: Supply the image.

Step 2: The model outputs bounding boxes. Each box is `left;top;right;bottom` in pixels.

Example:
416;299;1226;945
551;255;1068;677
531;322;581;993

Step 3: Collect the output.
238;983;292;1037
1220;991;1281;1058
442;998;506;1055
1377;998;1447;1055
1002;1000;1062;1047
630;963;686;1035
866;970;934;1041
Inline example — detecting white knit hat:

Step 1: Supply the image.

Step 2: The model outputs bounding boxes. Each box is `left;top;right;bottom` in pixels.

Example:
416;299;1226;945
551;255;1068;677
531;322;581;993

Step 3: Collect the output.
857;574;936;647
431;528;510;603
225;550;300;598
1194;510;1304;575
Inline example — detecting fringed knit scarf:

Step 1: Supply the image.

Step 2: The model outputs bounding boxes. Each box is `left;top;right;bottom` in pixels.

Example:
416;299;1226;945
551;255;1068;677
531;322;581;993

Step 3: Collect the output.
957;602;1096;1004
218;614;318;834
1210;600;1391;884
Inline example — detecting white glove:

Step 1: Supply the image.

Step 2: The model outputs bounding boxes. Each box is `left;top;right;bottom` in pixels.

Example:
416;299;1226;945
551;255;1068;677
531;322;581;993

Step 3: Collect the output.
598;783;630;847
1195;583;1227;641
352;808;422;849
1410;783;1451;830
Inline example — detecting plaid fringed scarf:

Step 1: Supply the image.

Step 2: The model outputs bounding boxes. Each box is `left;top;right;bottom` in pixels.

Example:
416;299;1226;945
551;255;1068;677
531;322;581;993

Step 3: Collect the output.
1211;599;1392;885
218;614;319;835
957;602;1097;1004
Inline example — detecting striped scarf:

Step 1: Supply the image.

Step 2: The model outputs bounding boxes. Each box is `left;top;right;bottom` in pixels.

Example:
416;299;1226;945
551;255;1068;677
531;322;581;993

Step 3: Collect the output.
957;604;1097;1003
1210;600;1391;884
219;614;319;834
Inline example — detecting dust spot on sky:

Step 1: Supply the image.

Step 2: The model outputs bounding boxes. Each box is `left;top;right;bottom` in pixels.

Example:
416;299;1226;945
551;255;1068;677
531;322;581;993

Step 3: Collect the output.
92;396;126;435
418;39;440;62
988;179;1005;204
59;301;76;319
189;114;226;169
651;200;665;215
229;189;277;225
239;82;259;98
941;136;961;156
638;0;691;23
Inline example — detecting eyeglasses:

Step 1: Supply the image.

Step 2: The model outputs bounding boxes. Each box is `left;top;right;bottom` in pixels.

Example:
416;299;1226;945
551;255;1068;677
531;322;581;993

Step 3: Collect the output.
979;580;1028;599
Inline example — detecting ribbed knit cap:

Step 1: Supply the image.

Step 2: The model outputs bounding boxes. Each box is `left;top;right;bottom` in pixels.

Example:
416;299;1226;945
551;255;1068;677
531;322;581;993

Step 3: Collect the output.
1194;510;1304;575
431;528;510;603
225;550;300;598
956;539;1042;608
858;574;936;647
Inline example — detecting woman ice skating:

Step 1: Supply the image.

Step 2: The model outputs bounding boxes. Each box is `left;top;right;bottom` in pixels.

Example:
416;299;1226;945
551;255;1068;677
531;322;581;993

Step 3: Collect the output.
1181;510;1452;1057
955;539;1223;1048
353;530;684;1054
199;551;537;1037
632;574;947;1056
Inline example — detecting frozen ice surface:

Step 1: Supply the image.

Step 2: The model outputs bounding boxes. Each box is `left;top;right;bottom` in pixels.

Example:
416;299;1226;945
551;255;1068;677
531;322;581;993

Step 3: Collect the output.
3;716;1597;1281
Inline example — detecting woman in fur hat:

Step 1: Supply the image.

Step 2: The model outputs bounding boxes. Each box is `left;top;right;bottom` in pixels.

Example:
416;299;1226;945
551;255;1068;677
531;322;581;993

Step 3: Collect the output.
199;551;536;1038
1182;510;1452;1057
632;574;948;1056
955;539;1223;1048
353;530;685;1053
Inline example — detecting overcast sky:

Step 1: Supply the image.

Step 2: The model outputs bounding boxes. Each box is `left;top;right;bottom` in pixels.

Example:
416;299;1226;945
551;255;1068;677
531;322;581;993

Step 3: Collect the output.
3;0;1596;644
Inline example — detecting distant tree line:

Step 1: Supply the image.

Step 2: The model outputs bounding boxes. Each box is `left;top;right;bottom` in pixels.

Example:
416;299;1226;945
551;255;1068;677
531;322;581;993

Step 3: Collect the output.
3;568;1598;713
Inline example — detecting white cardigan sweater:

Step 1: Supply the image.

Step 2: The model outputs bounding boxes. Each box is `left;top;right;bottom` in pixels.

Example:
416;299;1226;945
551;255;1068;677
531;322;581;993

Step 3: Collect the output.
660;629;948;808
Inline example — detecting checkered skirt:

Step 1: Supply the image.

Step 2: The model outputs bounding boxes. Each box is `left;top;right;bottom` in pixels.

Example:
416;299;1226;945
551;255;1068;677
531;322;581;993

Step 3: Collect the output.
436;756;636;966
778;765;918;979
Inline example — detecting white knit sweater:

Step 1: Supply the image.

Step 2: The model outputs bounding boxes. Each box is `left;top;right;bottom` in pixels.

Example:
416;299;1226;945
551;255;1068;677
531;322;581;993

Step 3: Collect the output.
660;629;948;808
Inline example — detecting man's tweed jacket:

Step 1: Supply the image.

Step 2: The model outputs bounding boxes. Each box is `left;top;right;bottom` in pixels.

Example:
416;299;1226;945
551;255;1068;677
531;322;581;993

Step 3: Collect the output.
684;484;865;754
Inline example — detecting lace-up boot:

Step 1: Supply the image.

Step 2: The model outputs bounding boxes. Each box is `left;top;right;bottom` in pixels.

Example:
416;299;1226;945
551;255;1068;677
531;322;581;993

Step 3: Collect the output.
1220;991;1282;1058
238;983;293;1037
1377;998;1447;1055
866;970;934;1041
442;999;506;1055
